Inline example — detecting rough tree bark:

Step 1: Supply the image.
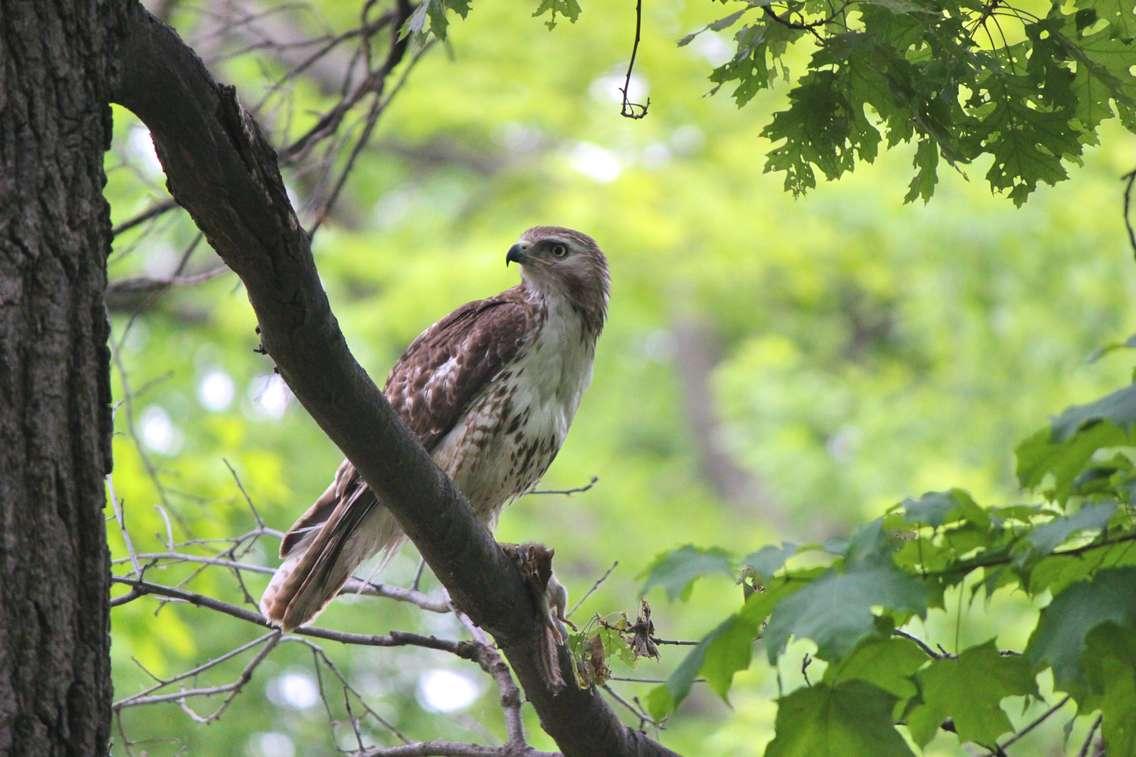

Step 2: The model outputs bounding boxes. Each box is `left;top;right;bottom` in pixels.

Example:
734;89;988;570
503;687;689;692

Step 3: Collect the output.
108;3;679;756
0;1;124;753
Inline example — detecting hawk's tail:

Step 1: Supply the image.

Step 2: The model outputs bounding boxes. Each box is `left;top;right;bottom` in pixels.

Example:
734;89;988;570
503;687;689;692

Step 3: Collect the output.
260;488;404;631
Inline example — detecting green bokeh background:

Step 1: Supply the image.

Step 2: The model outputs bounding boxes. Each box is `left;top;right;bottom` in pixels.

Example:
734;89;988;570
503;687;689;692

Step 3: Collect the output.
105;2;1136;753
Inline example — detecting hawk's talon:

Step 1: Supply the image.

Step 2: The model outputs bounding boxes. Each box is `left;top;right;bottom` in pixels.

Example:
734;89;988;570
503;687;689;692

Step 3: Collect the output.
501;541;569;690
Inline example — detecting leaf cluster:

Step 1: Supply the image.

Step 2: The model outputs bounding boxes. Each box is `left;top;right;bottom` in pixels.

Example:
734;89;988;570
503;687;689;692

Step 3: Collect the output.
695;0;1136;204
640;365;1136;753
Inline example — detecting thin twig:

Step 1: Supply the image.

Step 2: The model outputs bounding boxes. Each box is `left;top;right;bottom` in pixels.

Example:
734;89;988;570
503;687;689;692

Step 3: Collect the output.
761;1;849;42
607;676;704;684
529;476;599;497
1123;169;1136;261
222;458;265;527
115;633;276;708
361;742;560;756
106;473;142;578
1079;715;1103;757
294;637;411;744
619;0;649;119
892;628;942;659
649;637;699;646
458;615;528;749
602;683;662;732
995;696;1070;752
111;198;179;237
567;559;617;617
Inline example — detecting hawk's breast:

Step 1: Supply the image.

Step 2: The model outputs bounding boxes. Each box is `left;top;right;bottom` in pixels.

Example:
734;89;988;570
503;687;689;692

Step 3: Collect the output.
430;294;596;523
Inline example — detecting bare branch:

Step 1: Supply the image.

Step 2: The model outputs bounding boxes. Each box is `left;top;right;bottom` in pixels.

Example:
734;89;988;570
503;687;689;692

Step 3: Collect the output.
110;576;476;657
105;265;230;308
112;198;179;237
308;27;434;235
113;548;451;611
458;616;527;748
115;632;277;709
115;633;280;723
295;637;412;744
343;577;452;612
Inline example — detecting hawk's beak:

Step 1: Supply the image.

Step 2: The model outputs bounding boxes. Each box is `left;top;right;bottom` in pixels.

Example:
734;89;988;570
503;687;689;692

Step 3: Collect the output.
506;243;528;267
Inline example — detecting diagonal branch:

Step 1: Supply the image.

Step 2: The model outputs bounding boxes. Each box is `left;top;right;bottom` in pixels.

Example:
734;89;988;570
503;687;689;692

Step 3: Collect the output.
108;3;677;755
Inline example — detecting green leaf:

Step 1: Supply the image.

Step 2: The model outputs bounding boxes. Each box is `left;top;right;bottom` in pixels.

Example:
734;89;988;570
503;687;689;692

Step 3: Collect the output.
404;0;472;41
1015;422;1128;501
1082;624;1136;755
679;9;749;47
765;680;914;757
901;489;987;529
858;0;927;14
764;562;928;663
904;138;939;203
1014;501;1116;574
532;0;582;30
977;73;1083;206
712;20;803;106
905;640;1038;747
1078;0;1136;41
699;614;759;699
762;69;869;196
1064;24;1136;130
639;545;735;601
743;543;797;583
1025;567;1136;698
824;636;929;699
1029;537;1136;596
1051;383;1136;441
844;518;893;566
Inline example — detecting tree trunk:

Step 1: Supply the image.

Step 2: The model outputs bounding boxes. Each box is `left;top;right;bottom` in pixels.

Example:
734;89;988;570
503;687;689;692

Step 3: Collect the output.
0;1;121;752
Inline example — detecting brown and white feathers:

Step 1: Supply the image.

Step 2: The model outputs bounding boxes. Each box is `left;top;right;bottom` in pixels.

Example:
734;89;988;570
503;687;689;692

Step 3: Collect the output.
260;226;609;630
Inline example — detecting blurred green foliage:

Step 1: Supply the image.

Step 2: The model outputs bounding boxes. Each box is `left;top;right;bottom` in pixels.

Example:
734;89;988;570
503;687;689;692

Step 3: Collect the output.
105;0;1136;754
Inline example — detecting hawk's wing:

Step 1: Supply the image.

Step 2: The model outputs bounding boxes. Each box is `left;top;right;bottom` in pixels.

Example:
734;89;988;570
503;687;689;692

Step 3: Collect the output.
385;288;537;449
277;289;536;559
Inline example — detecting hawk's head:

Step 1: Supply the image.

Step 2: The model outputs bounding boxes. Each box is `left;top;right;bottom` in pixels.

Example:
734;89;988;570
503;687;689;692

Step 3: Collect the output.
506;226;610;332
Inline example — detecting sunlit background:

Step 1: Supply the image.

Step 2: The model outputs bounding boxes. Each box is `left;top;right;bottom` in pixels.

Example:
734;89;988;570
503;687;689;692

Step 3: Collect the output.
105;1;1136;753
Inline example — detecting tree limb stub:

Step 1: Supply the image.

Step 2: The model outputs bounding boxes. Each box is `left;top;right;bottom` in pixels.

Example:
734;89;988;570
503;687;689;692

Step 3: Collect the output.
108;4;678;755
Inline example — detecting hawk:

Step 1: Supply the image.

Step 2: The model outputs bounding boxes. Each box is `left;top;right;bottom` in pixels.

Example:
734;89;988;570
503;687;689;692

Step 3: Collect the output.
260;226;609;630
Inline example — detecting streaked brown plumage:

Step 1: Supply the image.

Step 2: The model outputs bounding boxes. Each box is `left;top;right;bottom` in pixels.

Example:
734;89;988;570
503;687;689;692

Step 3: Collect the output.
260;226;609;630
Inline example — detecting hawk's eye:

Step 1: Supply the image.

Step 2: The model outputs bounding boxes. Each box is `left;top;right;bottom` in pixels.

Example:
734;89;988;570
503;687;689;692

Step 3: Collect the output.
549;243;568;258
